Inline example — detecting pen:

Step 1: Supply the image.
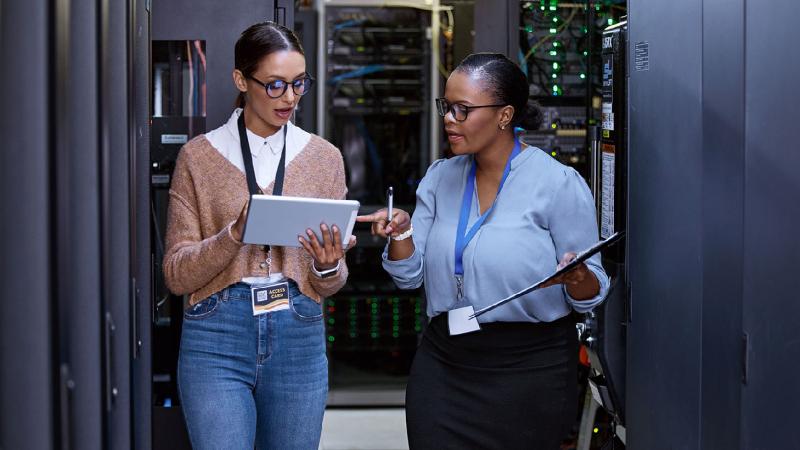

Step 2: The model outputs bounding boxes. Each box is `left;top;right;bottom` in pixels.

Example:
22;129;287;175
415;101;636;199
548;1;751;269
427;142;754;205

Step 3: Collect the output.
386;186;394;241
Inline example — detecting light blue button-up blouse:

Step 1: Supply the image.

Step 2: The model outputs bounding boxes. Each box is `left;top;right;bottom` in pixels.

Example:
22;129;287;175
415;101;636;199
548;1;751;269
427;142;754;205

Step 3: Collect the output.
382;145;610;323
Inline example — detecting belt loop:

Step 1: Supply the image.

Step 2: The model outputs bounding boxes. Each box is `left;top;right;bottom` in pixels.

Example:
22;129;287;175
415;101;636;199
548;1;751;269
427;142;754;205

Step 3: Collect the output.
221;287;229;303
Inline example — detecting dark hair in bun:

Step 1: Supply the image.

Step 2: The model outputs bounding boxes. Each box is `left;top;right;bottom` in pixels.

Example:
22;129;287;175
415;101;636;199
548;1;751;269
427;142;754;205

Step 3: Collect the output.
454;52;542;130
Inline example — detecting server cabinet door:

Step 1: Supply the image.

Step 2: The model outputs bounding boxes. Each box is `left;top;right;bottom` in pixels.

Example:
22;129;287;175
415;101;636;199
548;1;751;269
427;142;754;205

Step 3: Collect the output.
100;0;134;447
0;0;54;448
54;0;105;447
741;1;800;447
132;0;153;448
700;0;745;448
626;0;705;448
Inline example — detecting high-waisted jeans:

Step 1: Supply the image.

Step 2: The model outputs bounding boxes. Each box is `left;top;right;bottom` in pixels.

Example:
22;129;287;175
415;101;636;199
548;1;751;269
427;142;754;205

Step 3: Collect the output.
178;281;328;450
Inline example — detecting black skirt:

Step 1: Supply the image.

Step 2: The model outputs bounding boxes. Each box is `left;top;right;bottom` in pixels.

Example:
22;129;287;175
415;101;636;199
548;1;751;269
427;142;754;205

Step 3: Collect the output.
405;314;578;450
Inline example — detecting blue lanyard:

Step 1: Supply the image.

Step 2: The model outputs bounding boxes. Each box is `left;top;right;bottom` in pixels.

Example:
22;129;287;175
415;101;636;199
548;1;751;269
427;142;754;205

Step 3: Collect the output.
454;139;521;297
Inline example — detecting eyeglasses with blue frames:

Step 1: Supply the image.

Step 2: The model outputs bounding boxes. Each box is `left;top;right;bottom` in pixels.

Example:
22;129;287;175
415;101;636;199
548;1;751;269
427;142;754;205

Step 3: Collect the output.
247;74;315;99
435;97;506;122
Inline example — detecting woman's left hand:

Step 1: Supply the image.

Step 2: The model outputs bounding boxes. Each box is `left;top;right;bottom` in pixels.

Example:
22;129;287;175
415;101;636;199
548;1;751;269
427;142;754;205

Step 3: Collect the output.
541;252;588;287
541;252;599;300
298;223;357;271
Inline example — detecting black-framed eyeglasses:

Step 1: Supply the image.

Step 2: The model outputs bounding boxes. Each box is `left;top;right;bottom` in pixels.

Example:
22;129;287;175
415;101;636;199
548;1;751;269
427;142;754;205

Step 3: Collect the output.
248;74;315;99
435;97;506;122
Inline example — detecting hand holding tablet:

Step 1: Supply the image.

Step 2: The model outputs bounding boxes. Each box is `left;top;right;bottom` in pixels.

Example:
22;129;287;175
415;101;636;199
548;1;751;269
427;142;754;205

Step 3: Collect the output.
242;195;360;248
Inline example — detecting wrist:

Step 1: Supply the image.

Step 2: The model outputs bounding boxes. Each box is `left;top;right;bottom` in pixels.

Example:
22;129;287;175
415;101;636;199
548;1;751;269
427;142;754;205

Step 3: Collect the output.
391;224;414;241
312;260;341;278
566;270;599;300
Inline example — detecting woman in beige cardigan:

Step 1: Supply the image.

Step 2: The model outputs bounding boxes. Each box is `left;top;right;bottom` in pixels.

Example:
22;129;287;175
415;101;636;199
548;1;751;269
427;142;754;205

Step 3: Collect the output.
163;21;353;450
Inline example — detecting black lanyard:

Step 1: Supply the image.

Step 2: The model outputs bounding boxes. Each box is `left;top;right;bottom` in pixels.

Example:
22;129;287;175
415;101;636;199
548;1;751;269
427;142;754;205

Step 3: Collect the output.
238;110;287;268
238;110;287;197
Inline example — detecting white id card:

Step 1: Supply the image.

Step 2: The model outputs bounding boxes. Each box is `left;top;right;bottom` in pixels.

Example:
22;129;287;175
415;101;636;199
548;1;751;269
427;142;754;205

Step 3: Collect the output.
251;282;290;316
448;306;482;335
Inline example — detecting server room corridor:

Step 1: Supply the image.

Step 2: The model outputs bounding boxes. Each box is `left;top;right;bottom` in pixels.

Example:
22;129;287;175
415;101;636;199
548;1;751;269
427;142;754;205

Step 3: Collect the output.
1;0;799;449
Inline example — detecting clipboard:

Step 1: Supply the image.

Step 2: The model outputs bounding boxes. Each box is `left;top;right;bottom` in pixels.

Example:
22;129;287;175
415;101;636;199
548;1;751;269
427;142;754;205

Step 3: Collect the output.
469;231;625;319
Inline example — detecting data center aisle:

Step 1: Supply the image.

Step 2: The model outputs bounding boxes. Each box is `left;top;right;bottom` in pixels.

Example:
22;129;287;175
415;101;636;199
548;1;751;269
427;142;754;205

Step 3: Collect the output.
319;408;409;450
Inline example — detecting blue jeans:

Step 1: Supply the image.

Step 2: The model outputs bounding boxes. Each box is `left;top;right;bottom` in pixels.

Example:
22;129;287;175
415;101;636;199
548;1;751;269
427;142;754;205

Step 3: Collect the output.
178;281;328;450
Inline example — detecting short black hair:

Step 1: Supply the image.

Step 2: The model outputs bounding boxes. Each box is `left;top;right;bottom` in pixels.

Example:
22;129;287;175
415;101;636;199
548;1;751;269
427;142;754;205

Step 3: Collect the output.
454;53;542;130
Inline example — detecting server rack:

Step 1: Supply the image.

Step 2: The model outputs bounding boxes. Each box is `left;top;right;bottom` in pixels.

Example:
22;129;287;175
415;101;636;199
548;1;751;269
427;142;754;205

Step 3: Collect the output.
518;1;626;179
577;21;628;450
319;0;440;405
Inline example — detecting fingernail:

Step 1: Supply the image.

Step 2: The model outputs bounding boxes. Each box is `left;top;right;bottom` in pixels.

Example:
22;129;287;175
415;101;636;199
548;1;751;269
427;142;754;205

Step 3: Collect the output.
307;229;313;236
321;223;328;230
332;225;339;232
298;237;303;243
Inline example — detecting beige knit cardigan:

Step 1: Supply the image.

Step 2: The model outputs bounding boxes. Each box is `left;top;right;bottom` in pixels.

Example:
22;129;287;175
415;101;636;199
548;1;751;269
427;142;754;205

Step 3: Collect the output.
163;133;349;306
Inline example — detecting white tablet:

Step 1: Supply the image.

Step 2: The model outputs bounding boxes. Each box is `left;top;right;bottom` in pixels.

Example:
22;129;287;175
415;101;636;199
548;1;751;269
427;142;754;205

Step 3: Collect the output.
242;194;361;248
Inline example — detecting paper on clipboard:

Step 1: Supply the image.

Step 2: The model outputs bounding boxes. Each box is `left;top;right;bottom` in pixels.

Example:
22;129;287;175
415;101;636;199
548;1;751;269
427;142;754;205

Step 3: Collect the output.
469;231;625;319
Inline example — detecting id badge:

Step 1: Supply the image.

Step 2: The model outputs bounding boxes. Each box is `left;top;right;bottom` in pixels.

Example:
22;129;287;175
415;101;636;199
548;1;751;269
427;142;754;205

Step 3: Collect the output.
251;282;290;316
448;305;482;335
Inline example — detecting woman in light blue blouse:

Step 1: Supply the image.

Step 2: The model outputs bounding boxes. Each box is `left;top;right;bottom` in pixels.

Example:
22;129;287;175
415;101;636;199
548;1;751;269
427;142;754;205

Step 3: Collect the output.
358;53;609;449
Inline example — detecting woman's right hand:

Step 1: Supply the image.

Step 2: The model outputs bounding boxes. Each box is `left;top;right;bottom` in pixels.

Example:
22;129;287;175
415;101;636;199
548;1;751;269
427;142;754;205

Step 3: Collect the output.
356;208;411;239
231;199;249;242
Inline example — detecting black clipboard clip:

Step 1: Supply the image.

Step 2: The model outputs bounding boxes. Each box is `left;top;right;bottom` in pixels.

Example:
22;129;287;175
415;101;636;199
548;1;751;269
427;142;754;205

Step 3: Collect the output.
469;231;625;319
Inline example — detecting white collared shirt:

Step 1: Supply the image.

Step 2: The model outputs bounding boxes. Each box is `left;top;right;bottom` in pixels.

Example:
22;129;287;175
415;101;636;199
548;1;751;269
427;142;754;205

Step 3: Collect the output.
205;108;312;285
206;108;311;189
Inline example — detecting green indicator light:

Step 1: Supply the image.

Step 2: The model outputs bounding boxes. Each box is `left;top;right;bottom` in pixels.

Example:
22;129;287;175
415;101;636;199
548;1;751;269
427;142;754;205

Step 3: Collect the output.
328;318;335;325
552;17;558;23
549;50;557;56
328;336;335;342
549;5;557;11
551;123;557;129
551;73;557;79
371;332;378;338
549;27;557;34
582;26;588;34
580;73;586;79
540;5;545;10
608;18;614;26
551;151;557;156
525;24;534;33
553;42;559;47
552;62;559;70
583;51;589;56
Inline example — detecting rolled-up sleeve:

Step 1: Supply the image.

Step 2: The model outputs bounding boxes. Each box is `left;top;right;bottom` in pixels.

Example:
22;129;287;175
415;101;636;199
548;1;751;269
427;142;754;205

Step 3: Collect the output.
548;168;610;313
382;159;445;289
